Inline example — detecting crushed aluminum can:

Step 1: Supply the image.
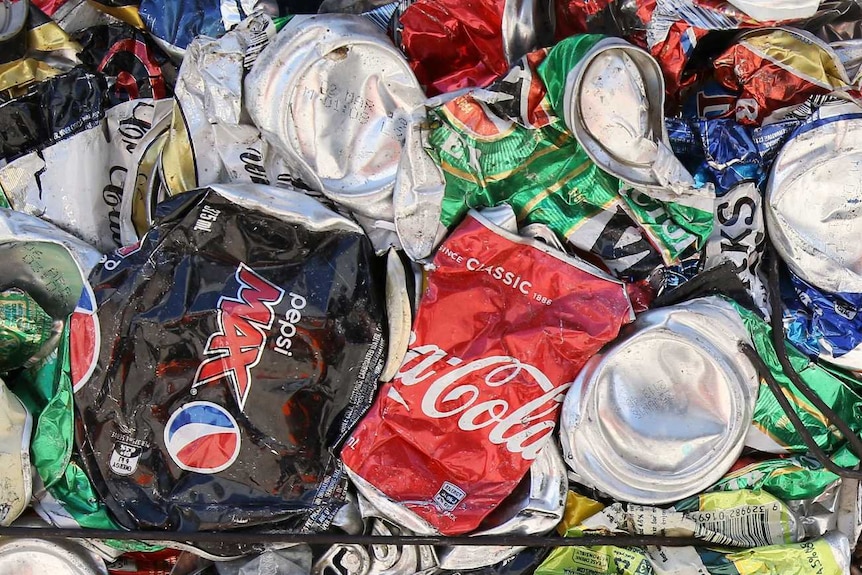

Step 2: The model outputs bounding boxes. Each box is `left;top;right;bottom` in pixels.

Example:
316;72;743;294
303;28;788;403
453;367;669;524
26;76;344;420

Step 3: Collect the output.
392;110;447;262
312;544;371;575
560;296;759;505
0;95;173;252
713;27;856;126
158;13;278;200
0;209;101;322
766;99;862;295
365;519;436;575
244;14;425;228
380;248;411;383
342;208;634;535
348;440;566;568
0;532;108;575
0;0;28;43
561;36;697;194
393;0;554;96
501;0;555;65
434;441;567;571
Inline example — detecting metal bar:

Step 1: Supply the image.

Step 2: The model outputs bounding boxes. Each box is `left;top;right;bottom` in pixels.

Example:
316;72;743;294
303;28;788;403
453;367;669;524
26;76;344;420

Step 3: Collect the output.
0;527;710;547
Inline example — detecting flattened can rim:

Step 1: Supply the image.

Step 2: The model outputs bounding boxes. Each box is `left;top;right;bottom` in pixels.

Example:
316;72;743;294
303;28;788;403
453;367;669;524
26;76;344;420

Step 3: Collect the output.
245;14;422;203
765;102;862;294
563;37;668;188
559;298;758;504
0;537;107;575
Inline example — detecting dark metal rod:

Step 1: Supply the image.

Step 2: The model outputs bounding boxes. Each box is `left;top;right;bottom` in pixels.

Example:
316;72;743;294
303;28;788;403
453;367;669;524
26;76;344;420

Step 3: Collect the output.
0;527;711;548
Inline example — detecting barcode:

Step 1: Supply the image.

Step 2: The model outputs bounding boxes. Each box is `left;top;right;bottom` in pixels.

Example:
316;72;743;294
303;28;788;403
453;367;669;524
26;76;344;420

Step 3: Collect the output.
243;32;272;70
697;511;777;548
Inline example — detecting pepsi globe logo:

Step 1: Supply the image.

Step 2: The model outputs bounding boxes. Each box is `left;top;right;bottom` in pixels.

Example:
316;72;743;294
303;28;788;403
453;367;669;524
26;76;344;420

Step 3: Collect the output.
164;402;241;474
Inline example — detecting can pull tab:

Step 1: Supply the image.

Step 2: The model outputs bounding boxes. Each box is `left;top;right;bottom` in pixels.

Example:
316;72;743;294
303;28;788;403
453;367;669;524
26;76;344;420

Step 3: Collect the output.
739;245;862;480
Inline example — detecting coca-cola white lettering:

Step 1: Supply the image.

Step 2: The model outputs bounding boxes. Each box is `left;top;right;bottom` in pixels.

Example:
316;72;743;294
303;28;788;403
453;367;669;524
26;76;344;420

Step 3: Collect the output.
396;341;569;460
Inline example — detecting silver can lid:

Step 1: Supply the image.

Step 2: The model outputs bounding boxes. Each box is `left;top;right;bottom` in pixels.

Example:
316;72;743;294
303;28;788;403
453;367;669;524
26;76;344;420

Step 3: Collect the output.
0;537;107;575
766;100;862;294
0;0;28;44
563;37;695;191
559;297;758;504
245;14;425;220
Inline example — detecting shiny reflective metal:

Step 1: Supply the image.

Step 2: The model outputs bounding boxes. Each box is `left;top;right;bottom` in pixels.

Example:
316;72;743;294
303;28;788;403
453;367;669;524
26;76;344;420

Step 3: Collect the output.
331;492;366;536
392;112;447;262
49;0;115;35
564;38;694;191
118;102;172;245
312;543;371;575
245;14;425;222
381;248;411;382
766;100;862;295
832;39;862;84
366;519;437;575
0;534;107;575
822;532;852;575
209;183;365;235
0;0;27;43
435;441;567;571
560;297;759;504
501;0;555;64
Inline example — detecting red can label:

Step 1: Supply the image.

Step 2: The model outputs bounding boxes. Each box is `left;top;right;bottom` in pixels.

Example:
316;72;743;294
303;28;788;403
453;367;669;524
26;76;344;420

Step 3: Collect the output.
342;211;634;534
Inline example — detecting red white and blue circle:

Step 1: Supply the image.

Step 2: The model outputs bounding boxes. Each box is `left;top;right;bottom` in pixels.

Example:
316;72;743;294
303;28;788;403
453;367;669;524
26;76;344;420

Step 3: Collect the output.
164;401;241;474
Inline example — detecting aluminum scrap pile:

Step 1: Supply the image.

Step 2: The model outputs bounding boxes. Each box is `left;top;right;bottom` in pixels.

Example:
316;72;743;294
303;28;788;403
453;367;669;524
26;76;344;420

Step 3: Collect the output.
1;0;862;573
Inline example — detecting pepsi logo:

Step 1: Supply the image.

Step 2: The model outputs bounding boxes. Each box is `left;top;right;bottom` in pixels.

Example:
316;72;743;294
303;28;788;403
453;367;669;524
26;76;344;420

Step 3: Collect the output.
70;282;100;393
164;402;241;474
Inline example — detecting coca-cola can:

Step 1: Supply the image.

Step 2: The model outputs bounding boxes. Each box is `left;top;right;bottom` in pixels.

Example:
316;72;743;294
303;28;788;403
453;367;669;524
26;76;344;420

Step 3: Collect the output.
434;441;567;571
348;442;566;569
559;297;759;504
244;14;425;223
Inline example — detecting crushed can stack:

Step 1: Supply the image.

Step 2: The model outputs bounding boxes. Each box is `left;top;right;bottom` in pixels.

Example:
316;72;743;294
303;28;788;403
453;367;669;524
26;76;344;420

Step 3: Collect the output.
1;0;862;574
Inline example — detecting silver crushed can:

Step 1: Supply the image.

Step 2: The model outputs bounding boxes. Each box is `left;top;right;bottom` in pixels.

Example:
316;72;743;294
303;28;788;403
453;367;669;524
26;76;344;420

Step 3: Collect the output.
766;100;862;295
244;14;426;225
559;296;759;504
435;441;567;571
0;529;108;575
562;37;699;195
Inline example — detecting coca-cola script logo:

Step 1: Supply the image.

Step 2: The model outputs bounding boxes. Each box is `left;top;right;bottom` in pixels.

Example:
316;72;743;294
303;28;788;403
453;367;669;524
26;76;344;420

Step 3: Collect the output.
192;263;284;410
395;343;570;461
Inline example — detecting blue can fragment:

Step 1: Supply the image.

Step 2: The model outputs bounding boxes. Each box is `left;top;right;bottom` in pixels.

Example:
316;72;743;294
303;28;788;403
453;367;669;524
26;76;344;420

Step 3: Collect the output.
784;271;862;372
665;117;763;195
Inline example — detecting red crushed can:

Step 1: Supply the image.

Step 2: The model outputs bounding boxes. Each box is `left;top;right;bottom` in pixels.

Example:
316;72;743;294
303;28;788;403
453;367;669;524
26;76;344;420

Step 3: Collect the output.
341;211;634;535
